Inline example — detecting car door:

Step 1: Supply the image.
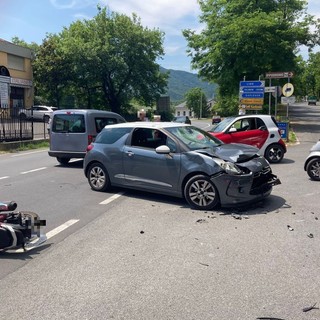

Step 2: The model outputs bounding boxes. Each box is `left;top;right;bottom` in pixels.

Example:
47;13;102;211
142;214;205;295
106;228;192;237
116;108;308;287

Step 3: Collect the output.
122;128;182;194
223;117;268;149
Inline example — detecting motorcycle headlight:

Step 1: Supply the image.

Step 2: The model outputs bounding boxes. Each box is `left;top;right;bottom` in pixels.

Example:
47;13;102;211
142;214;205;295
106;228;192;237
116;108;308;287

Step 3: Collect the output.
220;161;242;175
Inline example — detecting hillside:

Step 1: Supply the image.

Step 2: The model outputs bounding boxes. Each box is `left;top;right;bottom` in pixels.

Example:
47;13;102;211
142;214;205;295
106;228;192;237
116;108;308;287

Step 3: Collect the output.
161;67;218;103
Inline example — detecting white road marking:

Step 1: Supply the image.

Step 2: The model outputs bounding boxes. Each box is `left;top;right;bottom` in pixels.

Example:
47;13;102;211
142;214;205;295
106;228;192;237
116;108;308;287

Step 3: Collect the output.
0;176;9;180
20;167;47;175
14;219;79;253
46;219;79;240
11;150;47;157
99;192;124;205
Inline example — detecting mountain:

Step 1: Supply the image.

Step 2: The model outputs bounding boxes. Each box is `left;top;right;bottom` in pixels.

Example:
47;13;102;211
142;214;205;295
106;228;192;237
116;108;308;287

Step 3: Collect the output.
161;67;218;103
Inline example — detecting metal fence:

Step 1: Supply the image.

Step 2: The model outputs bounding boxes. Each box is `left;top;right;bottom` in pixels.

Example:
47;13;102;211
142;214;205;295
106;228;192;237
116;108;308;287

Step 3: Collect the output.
0;109;49;143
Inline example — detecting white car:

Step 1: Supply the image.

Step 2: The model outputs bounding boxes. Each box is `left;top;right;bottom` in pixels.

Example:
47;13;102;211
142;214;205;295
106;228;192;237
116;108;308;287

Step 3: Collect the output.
19;106;58;123
208;114;287;163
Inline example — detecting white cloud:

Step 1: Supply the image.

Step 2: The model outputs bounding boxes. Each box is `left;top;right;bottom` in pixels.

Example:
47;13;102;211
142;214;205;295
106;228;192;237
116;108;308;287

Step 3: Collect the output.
49;0;97;10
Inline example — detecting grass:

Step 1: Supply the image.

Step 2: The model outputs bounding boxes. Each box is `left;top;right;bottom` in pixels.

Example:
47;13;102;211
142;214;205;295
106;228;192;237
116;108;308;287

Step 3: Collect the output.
9;141;49;152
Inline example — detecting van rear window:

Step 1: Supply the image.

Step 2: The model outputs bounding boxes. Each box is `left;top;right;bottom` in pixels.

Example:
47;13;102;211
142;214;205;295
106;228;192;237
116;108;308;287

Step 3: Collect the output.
52;114;85;133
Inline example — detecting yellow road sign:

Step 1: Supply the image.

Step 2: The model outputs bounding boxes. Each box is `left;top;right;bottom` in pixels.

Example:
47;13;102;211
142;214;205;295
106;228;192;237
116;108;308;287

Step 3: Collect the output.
240;98;264;105
282;83;294;97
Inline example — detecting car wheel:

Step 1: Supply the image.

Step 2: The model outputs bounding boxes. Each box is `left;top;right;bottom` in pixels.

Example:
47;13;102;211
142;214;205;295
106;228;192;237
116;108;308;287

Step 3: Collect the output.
184;175;220;210
44;115;50;123
87;162;111;192
306;158;320;181
57;157;70;165
264;144;285;163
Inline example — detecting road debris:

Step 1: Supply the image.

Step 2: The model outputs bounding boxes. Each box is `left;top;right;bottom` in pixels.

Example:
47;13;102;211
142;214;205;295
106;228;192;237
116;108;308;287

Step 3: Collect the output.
307;233;314;238
287;225;294;231
302;302;319;312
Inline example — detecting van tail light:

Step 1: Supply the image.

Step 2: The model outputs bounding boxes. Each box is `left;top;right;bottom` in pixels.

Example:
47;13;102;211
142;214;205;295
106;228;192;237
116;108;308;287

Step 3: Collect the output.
88;135;95;144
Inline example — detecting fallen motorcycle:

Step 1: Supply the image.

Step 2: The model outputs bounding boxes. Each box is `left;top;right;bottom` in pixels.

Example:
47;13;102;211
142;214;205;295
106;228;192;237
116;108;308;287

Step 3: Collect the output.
0;201;46;252
304;139;320;181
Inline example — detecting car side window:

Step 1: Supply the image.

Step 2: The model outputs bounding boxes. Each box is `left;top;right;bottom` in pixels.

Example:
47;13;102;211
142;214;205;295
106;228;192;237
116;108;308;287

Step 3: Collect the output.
131;128;174;150
95;127;131;144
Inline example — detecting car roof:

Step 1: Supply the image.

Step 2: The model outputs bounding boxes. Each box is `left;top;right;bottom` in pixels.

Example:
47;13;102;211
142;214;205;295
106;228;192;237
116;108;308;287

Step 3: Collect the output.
229;114;273;120
104;122;190;129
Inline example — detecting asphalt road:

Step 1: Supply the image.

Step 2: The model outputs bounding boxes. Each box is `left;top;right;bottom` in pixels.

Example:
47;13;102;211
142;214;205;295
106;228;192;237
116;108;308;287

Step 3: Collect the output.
0;103;319;320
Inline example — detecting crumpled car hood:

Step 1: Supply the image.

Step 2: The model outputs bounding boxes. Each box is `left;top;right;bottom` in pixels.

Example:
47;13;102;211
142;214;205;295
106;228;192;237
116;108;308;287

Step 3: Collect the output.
196;143;260;163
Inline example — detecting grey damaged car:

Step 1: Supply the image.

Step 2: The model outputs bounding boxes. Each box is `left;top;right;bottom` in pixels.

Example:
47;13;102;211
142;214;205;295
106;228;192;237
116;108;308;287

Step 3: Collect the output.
84;122;281;210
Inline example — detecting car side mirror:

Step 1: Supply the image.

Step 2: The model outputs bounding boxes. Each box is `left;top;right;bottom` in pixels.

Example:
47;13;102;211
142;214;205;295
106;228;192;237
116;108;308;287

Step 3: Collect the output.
155;145;171;154
229;127;237;133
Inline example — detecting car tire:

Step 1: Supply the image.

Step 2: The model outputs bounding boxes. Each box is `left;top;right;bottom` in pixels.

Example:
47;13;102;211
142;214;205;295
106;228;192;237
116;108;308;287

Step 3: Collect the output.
57;157;70;165
306;158;320;181
44;115;50;123
87;162;111;192
184;175;220;210
264;144;285;163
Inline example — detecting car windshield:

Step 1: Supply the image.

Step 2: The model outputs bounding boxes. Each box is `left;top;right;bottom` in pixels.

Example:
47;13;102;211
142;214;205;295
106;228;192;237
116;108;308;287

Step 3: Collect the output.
166;126;223;150
210;117;236;132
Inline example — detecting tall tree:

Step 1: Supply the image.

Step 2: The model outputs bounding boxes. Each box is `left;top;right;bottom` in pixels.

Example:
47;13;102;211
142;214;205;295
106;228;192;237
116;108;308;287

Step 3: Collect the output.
183;0;320;113
185;87;207;118
60;6;168;114
32;34;72;107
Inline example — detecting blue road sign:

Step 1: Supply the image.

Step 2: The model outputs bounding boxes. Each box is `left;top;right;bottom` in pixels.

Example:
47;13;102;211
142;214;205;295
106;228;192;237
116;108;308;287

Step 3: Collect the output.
241;87;264;93
240;81;265;87
241;93;264;98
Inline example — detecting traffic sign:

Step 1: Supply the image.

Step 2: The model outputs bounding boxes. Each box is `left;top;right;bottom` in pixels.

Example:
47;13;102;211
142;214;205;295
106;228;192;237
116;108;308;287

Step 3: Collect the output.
265;86;276;93
241;87;265;93
240;81;265;87
265;71;294;79
241;93;264;98
282;83;294;97
240;98;264;105
239;80;265;105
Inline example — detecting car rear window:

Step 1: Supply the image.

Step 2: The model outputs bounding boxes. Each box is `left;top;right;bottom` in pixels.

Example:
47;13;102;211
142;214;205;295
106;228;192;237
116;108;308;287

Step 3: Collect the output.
52;114;85;133
95;127;131;144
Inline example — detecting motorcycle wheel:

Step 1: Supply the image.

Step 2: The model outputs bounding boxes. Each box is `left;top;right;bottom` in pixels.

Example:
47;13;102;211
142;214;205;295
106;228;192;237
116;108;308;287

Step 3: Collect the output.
306;158;320;181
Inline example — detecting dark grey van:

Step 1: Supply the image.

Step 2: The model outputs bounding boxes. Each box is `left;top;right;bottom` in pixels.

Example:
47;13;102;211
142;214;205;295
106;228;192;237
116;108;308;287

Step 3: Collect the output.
48;109;126;164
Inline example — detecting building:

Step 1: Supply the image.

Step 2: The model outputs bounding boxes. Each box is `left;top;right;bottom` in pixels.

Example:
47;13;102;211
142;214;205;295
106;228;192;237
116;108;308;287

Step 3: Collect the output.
0;39;33;116
174;98;216;118
174;101;193;117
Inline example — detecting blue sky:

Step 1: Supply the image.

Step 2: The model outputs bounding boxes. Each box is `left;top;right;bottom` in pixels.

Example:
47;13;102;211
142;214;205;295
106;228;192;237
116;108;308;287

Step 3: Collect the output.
1;0;320;72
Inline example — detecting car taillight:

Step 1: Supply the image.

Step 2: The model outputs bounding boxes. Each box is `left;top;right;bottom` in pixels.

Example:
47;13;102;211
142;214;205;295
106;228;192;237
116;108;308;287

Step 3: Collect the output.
86;144;94;152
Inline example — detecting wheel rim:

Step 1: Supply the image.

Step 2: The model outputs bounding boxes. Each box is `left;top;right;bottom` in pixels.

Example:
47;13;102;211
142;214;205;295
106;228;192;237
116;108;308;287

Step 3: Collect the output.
89;166;106;189
188;179;216;207
309;161;320;178
267;147;282;162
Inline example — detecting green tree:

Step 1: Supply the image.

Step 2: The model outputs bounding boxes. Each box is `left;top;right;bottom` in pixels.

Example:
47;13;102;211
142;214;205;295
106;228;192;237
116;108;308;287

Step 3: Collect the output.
185;87;207;118
183;0;320;113
32;34;72;108
60;6;168;114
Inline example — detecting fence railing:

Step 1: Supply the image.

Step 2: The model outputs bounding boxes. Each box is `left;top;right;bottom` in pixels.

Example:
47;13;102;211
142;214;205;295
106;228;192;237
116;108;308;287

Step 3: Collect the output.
0;108;49;143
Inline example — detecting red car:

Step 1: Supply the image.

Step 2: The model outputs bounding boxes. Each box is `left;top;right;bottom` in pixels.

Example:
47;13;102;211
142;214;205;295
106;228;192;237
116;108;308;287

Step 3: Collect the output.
208;114;287;163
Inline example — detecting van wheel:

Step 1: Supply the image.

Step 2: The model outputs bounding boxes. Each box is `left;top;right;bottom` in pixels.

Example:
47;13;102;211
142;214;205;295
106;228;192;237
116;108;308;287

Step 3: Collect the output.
57;157;70;165
87;162;111;192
